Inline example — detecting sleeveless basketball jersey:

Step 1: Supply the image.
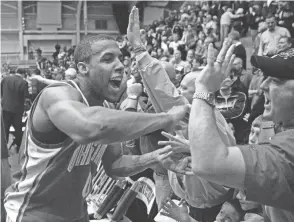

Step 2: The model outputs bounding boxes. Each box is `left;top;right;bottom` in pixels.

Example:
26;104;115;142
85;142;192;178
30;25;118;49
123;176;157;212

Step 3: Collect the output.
4;81;107;222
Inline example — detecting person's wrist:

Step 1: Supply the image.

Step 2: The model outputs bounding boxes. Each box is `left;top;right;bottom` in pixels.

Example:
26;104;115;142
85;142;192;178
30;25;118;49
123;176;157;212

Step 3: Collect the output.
194;82;210;93
128;95;139;100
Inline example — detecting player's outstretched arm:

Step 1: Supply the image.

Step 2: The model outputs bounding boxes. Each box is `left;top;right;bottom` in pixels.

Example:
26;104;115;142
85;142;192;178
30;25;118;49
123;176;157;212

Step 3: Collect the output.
39;86;188;145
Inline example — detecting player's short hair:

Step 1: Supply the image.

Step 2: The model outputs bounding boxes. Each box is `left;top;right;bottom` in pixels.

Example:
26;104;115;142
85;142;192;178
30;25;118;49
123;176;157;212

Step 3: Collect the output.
74;35;116;64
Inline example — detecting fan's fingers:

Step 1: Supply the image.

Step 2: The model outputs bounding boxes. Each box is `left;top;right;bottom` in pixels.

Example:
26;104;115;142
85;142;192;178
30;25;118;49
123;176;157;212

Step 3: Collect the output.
216;38;232;63
158;141;178;147
160;211;170;217
161;131;183;143
224;54;236;79
166;198;177;207
135;8;140;25
207;43;216;68
223;44;236;69
128;7;135;31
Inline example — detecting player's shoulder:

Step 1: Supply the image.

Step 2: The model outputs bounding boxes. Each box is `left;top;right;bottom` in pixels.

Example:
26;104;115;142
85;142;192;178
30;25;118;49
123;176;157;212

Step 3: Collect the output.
39;83;82;107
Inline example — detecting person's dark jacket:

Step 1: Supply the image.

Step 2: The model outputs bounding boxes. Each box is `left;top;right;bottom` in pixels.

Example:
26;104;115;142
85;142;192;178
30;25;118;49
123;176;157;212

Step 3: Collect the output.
1;74;28;114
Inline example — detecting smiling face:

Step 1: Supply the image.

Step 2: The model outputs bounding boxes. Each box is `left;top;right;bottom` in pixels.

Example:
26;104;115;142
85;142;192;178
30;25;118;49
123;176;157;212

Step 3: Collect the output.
278;37;291;52
260;77;294;123
86;40;126;103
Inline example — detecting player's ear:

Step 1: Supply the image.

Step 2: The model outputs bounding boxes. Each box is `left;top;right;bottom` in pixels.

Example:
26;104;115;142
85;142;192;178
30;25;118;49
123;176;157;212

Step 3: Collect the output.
77;62;89;75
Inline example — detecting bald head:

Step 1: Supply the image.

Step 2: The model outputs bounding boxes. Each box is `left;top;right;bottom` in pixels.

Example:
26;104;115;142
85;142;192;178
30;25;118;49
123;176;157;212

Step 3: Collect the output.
179;71;201;103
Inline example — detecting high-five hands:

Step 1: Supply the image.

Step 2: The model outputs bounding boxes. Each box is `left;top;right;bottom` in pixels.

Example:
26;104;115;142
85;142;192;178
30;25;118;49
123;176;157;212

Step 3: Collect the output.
159;153;193;175
158;131;190;153
127;6;142;48
195;38;236;93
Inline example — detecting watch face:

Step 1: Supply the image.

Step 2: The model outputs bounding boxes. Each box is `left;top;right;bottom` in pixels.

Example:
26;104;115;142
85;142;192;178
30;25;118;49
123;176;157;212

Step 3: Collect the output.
207;93;215;104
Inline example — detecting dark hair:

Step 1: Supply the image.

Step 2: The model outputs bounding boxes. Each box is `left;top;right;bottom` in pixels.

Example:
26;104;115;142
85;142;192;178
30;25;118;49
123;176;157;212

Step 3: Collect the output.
74;35;115;64
266;13;275;19
168;47;174;55
35;48;42;54
34;69;41;75
16;68;26;75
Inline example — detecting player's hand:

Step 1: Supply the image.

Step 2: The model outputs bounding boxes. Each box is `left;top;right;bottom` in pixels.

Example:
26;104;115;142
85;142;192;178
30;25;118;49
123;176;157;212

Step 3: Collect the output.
161;198;190;222
159;154;193;175
165;105;189;132
158;131;190;153
152;146;174;164
195;38;236;93
127;83;142;98
127;6;142;48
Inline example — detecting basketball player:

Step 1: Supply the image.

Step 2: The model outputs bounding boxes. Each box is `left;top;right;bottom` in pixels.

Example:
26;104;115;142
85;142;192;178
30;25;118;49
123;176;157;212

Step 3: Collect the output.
4;19;188;222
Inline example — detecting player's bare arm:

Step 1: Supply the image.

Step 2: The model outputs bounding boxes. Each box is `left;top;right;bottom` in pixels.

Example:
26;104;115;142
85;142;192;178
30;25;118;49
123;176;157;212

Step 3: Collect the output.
33;86;187;145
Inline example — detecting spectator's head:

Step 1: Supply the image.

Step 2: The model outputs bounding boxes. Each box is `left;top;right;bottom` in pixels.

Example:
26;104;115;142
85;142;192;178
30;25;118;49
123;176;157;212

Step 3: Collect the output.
251;50;294;124
168;47;174;56
15;68;26;77
51;68;64;81
55;43;61;51
74;35;126;103
258;22;268;33
173;33;180;42
192;58;201;71
174;50;182;61
204;37;214;47
69;54;75;62
175;66;184;87
160;56;168;62
248;115;263;145
198;31;206;41
150;50;158;58
186;49;195;63
232;57;243;74
206;14;212;22
228;30;240;43
162;33;168;42
265;14;276;32
152;38;159;46
215;199;244;222
65;68;77;80
277;36;292;53
187;24;193;31
227;7;233;13
157;48;163;57
178;71;200;103
35;48;42;60
123;55;131;67
33;69;41;76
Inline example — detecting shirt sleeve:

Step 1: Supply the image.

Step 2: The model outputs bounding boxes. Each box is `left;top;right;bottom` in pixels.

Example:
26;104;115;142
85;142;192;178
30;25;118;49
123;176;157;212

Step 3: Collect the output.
239;143;294;212
136;52;189;113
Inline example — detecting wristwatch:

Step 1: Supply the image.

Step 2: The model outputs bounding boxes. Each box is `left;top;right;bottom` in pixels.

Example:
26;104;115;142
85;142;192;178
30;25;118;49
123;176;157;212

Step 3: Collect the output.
128;95;139;100
193;92;215;107
133;44;147;54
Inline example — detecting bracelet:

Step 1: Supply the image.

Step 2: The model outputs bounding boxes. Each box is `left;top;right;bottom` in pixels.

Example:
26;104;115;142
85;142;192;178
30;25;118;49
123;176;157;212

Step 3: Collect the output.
128;96;138;100
133;44;147;54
